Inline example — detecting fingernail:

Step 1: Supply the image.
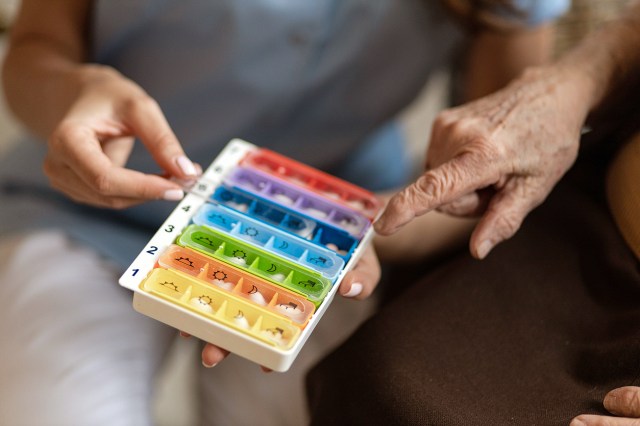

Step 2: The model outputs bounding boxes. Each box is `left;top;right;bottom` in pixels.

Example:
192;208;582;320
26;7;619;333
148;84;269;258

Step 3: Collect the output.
176;155;197;177
163;189;185;201
373;217;390;234
344;282;363;298
477;240;493;259
202;360;218;368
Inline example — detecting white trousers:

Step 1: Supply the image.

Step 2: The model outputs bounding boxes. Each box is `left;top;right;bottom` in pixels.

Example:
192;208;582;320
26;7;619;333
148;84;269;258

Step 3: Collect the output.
0;231;375;426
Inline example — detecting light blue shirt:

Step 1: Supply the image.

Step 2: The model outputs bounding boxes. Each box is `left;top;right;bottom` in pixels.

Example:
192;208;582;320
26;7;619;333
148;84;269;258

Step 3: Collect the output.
0;0;570;266
512;0;571;25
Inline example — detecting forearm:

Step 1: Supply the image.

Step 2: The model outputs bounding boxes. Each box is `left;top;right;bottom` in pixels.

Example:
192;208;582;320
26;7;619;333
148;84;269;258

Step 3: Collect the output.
3;46;116;139
463;24;556;101
554;2;640;116
1;0;102;139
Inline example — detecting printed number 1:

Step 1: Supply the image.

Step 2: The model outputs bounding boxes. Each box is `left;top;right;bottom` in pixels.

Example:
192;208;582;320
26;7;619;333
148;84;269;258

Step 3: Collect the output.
131;268;139;277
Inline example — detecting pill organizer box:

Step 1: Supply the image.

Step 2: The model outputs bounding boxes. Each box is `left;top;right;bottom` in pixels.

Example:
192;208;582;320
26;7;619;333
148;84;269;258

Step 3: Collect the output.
119;139;377;371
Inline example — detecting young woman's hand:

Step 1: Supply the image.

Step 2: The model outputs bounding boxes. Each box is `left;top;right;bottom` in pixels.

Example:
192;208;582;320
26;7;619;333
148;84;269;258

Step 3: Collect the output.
337;244;380;300
43;67;198;209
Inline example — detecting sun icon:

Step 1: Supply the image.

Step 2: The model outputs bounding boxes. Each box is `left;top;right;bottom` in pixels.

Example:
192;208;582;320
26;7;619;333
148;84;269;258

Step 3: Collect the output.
194;235;216;247
232;249;246;259
175;256;194;267
159;281;179;292
212;270;227;281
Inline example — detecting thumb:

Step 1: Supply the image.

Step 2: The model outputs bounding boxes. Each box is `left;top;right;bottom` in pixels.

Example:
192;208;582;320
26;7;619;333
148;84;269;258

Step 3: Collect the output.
122;95;198;179
339;244;380;300
468;177;545;259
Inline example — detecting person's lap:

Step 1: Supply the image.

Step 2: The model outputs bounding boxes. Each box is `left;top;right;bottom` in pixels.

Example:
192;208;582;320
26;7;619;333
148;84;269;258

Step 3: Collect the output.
0;230;176;426
306;158;640;425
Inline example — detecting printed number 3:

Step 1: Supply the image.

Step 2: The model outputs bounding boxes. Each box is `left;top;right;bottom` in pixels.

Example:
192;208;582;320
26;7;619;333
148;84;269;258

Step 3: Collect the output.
165;225;175;233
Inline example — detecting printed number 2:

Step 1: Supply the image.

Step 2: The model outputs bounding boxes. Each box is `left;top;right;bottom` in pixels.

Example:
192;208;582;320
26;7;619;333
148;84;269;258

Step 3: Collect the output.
146;246;158;255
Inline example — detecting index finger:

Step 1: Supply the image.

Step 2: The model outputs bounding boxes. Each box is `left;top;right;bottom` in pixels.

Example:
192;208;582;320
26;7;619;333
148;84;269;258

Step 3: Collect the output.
121;95;198;179
374;153;498;235
58;130;184;201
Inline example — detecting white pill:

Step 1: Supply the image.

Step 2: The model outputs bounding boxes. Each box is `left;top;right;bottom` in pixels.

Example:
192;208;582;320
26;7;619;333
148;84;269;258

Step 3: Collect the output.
322;190;340;199
346;199;366;211
189;296;214;314
227;201;249;212
325;243;339;251
295;228;310;237
275;302;304;320
233;311;250;329
261;328;285;344
248;287;267;305
212;279;234;291
306;207;327;218
271;273;286;282
229;257;247;266
273;193;293;205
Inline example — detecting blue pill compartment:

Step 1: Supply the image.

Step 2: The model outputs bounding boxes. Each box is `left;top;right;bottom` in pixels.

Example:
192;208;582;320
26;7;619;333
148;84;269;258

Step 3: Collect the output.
192;203;345;281
211;185;358;261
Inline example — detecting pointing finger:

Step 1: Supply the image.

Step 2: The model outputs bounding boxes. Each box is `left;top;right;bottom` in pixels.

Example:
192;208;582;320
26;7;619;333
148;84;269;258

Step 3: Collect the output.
375;151;498;235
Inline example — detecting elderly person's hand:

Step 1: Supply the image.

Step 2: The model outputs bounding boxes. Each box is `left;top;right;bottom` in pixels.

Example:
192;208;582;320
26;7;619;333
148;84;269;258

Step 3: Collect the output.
374;64;595;258
571;387;640;425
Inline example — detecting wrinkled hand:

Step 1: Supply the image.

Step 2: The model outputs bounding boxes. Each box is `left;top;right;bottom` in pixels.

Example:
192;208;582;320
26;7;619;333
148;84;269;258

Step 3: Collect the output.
44;67;198;208
571;387;640;425
375;66;594;258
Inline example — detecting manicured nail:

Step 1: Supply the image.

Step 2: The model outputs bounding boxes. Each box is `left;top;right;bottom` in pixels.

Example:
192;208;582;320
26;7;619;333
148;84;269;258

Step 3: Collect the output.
176;155;197;177
202;360;218;368
477;240;493;259
344;282;363;298
163;189;185;201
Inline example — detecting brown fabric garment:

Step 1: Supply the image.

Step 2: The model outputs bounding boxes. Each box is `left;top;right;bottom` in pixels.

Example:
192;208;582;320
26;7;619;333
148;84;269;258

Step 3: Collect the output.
607;133;640;260
306;131;640;425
